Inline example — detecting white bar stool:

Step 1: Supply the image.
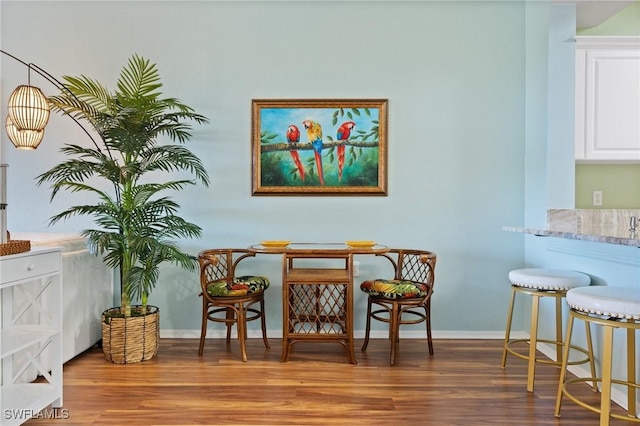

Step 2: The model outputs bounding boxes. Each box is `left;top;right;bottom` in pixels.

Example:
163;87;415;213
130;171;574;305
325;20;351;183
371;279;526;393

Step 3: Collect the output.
555;286;640;425
501;268;594;392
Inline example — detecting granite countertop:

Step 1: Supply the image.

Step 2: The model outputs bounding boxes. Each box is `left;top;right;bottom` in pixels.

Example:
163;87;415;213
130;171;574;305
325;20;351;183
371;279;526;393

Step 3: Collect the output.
503;226;640;247
504;209;640;247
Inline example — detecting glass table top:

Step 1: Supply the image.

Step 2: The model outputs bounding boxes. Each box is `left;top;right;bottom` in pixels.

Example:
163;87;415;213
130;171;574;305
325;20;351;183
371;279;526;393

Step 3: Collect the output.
249;242;388;254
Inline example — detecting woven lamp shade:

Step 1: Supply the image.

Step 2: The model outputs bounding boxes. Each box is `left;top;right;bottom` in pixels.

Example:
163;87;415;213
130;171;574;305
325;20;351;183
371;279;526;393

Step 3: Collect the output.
7;85;50;131
5;115;45;149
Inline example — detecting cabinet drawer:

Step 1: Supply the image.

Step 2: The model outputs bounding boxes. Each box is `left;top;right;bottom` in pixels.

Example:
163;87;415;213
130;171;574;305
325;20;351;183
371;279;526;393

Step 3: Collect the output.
1;251;60;284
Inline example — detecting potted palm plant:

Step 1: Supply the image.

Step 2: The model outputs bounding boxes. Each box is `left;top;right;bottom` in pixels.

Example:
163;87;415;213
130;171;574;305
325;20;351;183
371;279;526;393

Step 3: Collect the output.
37;55;209;363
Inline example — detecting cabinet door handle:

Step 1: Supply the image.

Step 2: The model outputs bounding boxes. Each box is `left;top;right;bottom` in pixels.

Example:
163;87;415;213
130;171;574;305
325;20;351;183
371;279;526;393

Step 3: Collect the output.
27;264;35;271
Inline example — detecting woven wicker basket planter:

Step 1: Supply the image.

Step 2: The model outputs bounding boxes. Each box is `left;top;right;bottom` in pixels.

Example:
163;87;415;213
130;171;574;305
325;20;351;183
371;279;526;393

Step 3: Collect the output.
102;305;159;364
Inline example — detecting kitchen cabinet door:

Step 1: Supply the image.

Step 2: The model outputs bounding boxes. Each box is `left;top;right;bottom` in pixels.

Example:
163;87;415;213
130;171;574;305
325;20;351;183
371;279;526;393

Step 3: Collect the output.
575;36;640;162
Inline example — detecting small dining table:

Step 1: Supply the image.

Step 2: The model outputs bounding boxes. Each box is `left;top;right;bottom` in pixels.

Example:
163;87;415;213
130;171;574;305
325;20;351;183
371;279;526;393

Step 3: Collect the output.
248;242;389;364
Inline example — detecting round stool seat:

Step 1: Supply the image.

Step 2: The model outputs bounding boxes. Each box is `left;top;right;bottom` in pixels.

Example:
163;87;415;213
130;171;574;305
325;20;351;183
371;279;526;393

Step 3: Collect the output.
567;286;640;320
508;268;590;291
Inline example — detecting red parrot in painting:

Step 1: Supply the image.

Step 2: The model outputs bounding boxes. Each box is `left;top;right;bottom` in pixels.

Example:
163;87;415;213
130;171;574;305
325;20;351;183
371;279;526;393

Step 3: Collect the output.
302;119;325;185
286;124;305;181
336;121;355;181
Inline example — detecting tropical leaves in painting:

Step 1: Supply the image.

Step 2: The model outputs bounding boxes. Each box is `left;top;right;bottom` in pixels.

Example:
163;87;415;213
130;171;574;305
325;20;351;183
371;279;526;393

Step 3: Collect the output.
328;107;379;142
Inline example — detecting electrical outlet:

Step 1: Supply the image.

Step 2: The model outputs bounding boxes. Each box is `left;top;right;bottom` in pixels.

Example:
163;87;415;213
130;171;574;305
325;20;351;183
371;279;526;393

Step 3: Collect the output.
353;261;360;277
592;190;603;207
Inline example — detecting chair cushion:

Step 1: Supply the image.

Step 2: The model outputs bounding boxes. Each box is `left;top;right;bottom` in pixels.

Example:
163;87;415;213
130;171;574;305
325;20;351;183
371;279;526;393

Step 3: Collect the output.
360;279;429;299
206;275;270;297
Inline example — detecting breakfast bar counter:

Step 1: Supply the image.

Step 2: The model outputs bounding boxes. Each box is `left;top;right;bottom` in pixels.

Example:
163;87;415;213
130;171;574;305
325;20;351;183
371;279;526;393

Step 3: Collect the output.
504;209;640;247
503;226;640;247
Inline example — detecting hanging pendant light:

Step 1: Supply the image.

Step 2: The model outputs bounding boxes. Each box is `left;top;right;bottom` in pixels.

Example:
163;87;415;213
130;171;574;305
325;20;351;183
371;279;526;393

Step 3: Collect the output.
5;115;45;149
7;84;50;131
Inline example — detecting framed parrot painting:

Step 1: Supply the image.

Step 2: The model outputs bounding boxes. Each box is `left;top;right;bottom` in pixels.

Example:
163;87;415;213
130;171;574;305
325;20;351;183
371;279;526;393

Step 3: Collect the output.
251;99;388;196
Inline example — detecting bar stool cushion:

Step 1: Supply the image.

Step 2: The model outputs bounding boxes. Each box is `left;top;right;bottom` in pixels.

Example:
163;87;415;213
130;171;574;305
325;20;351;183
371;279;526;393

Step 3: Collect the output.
360;279;430;299
508;268;590;291
566;286;640;320
206;276;270;297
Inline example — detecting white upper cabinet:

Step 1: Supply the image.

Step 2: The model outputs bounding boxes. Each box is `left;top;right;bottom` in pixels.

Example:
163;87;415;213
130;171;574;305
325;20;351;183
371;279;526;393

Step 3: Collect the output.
575;36;640;162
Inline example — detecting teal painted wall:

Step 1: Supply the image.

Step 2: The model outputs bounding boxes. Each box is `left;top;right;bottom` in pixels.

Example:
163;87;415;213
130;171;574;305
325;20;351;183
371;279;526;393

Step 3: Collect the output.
0;0;527;336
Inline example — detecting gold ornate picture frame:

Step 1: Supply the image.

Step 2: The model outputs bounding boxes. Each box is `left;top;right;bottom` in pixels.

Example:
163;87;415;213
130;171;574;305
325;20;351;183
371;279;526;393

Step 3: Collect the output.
252;99;388;196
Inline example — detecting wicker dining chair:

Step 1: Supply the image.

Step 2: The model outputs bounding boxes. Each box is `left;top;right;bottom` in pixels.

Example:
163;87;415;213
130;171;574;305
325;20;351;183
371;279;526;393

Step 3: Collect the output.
198;248;270;362
360;249;437;365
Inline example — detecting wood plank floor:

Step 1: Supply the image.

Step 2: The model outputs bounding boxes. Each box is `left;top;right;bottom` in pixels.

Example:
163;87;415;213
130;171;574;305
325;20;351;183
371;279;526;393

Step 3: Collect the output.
24;338;628;425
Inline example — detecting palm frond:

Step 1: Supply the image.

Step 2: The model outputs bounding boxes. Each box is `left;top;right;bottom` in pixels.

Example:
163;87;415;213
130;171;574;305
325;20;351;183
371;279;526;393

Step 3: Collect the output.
57;75;115;113
140;145;210;186
116;54;162;99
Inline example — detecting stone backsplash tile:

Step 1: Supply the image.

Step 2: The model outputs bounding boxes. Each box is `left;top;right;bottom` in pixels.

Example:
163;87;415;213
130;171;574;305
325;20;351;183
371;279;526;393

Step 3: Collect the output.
548;209;640;233
547;209;578;231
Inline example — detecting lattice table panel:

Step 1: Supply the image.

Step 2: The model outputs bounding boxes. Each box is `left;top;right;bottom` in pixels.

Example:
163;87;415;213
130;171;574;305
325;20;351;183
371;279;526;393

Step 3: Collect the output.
287;283;347;334
280;255;356;364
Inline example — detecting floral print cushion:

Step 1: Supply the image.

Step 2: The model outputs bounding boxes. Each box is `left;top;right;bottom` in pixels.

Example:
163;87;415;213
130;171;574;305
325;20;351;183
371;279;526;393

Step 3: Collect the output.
207;276;270;297
360;279;429;299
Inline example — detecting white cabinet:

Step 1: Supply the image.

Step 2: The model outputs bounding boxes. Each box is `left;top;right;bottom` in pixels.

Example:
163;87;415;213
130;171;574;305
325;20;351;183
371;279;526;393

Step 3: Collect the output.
12;233;114;363
0;247;63;425
575;36;640;162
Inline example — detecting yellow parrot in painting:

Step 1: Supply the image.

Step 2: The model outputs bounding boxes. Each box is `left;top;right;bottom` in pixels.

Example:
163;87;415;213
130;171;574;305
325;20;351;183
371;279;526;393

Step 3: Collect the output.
302;119;325;185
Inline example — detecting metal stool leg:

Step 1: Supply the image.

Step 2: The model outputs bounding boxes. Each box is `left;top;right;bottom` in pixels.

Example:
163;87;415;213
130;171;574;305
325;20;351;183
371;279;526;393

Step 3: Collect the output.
555;295;563;363
527;294;541;392
585;319;597;390
627;327;637;418
599;325;614;426
501;288;516;368
555;310;576;417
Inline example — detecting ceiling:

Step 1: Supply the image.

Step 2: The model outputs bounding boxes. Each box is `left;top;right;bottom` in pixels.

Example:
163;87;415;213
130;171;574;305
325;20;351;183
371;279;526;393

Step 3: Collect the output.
564;0;637;28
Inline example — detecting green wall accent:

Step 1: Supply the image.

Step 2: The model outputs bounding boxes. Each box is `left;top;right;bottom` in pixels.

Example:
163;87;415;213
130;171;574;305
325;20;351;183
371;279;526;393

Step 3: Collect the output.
577;1;640;35
575;164;640;208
